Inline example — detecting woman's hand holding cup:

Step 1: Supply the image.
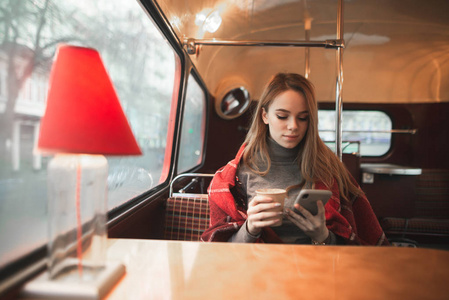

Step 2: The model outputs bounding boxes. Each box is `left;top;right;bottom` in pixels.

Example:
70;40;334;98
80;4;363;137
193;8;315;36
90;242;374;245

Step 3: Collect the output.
247;189;286;236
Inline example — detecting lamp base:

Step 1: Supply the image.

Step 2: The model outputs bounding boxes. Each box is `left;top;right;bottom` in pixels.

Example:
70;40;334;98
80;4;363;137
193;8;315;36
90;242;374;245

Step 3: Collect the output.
21;262;125;299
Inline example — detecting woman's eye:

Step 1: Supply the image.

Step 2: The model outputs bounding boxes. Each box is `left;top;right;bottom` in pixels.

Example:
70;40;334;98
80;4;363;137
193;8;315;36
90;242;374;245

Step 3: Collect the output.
276;115;288;120
298;116;309;121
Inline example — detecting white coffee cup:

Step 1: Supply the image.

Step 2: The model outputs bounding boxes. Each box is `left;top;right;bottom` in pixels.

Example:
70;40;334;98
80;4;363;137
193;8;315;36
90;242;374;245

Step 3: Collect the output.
255;188;287;227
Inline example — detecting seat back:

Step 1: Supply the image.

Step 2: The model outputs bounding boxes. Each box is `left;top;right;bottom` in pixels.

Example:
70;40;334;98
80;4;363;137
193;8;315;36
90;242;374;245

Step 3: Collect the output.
342;153;361;184
414;169;449;219
164;173;214;241
380;169;449;244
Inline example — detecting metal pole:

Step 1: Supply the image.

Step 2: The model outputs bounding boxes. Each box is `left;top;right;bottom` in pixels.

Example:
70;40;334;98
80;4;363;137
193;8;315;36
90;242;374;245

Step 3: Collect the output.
335;0;344;161
304;17;312;78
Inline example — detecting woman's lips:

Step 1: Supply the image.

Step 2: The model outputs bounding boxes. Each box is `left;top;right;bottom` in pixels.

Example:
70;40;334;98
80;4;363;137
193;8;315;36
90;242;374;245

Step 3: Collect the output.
284;135;299;140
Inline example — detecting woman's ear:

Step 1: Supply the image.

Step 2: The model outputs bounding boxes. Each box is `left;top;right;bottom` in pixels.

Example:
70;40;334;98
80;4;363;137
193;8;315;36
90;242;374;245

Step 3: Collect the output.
262;107;269;124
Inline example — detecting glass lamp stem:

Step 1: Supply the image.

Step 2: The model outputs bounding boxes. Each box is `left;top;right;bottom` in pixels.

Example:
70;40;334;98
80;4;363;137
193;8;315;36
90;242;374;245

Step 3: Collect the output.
76;160;83;277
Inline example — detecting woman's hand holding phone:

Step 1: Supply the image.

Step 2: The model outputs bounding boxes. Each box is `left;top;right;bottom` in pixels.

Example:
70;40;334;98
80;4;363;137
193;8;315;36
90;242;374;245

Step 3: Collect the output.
286;200;329;243
285;189;332;242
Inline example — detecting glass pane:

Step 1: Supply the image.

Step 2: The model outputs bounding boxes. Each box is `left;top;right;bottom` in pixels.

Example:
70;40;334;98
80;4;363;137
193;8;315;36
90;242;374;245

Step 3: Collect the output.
318;110;392;156
178;74;206;172
0;0;177;268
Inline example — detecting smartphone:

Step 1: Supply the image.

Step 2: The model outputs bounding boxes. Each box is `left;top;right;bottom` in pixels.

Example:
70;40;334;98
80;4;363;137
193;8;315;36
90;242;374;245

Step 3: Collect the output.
294;189;332;215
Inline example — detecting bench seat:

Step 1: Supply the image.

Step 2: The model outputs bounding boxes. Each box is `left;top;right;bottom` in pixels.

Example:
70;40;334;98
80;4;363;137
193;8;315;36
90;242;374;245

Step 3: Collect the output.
380;169;449;243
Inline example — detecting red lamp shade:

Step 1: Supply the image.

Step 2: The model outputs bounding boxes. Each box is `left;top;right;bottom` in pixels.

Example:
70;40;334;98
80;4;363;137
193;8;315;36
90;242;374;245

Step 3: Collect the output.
38;44;142;155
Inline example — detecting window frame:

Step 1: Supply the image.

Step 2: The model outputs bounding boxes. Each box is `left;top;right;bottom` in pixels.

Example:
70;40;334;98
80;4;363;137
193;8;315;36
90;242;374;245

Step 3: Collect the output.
318;108;394;158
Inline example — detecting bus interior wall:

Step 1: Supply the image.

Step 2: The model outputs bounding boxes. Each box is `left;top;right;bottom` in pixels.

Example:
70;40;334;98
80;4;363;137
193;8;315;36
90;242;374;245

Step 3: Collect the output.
201;101;449;172
318;102;449;168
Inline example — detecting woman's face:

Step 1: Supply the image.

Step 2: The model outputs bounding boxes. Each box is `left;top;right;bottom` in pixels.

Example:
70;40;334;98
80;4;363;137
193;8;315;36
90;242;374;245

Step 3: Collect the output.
262;90;309;149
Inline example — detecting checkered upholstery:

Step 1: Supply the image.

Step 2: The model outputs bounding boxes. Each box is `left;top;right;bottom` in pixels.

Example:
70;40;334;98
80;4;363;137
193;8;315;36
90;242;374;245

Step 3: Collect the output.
381;218;449;235
380;169;449;240
415;169;449;218
164;195;210;241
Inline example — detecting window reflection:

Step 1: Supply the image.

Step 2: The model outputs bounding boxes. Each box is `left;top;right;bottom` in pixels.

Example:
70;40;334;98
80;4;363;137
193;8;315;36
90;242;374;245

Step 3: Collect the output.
0;0;177;268
178;74;207;173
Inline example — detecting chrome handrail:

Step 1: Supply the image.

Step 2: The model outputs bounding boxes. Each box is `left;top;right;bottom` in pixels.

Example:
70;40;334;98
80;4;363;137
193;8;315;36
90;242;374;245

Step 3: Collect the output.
319;129;417;134
169;173;214;198
183;38;344;54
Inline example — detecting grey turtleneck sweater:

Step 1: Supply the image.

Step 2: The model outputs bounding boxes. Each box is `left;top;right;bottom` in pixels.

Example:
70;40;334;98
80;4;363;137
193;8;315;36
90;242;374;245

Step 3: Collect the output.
229;137;337;244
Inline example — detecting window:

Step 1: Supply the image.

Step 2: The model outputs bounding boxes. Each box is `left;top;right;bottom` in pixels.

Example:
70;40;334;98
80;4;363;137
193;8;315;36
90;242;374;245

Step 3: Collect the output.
0;0;178;269
318;110;392;156
177;74;207;173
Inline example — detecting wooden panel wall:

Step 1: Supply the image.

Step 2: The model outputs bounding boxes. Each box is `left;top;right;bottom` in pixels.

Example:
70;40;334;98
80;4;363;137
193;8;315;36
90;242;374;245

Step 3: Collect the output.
201;102;449;172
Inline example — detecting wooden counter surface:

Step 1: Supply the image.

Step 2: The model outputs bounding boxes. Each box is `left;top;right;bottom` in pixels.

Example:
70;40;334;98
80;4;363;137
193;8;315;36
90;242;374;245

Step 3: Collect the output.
105;239;449;299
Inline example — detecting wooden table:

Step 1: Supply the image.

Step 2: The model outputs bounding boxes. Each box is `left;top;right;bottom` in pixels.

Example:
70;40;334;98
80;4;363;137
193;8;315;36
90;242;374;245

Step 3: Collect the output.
105;239;449;300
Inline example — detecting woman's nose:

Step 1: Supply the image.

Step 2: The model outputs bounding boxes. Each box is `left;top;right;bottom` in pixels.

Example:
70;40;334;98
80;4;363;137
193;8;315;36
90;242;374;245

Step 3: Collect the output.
288;118;298;131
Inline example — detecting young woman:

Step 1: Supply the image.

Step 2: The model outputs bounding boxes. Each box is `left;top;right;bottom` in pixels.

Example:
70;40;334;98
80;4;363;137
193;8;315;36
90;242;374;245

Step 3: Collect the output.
201;73;389;245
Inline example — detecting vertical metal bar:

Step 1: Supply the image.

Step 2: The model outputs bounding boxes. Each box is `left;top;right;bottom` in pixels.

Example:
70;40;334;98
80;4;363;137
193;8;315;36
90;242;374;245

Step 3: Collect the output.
304;17;311;78
335;0;344;161
304;0;312;79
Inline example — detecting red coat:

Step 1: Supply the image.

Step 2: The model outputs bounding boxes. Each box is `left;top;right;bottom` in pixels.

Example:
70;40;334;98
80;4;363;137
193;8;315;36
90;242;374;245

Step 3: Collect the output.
201;144;389;246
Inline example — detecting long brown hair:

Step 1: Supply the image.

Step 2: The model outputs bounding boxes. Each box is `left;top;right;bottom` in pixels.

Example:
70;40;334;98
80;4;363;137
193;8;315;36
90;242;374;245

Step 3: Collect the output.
243;73;361;200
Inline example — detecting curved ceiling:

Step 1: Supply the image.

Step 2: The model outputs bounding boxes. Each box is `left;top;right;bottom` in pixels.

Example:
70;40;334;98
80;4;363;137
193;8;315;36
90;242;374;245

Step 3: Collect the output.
155;0;449;103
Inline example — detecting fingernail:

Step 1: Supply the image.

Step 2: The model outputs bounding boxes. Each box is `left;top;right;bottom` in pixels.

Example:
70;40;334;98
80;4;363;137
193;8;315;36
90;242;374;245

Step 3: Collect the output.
274;203;281;207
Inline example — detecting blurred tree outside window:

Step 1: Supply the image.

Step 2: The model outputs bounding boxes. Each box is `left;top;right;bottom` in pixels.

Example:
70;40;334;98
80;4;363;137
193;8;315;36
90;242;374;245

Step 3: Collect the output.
0;0;177;269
